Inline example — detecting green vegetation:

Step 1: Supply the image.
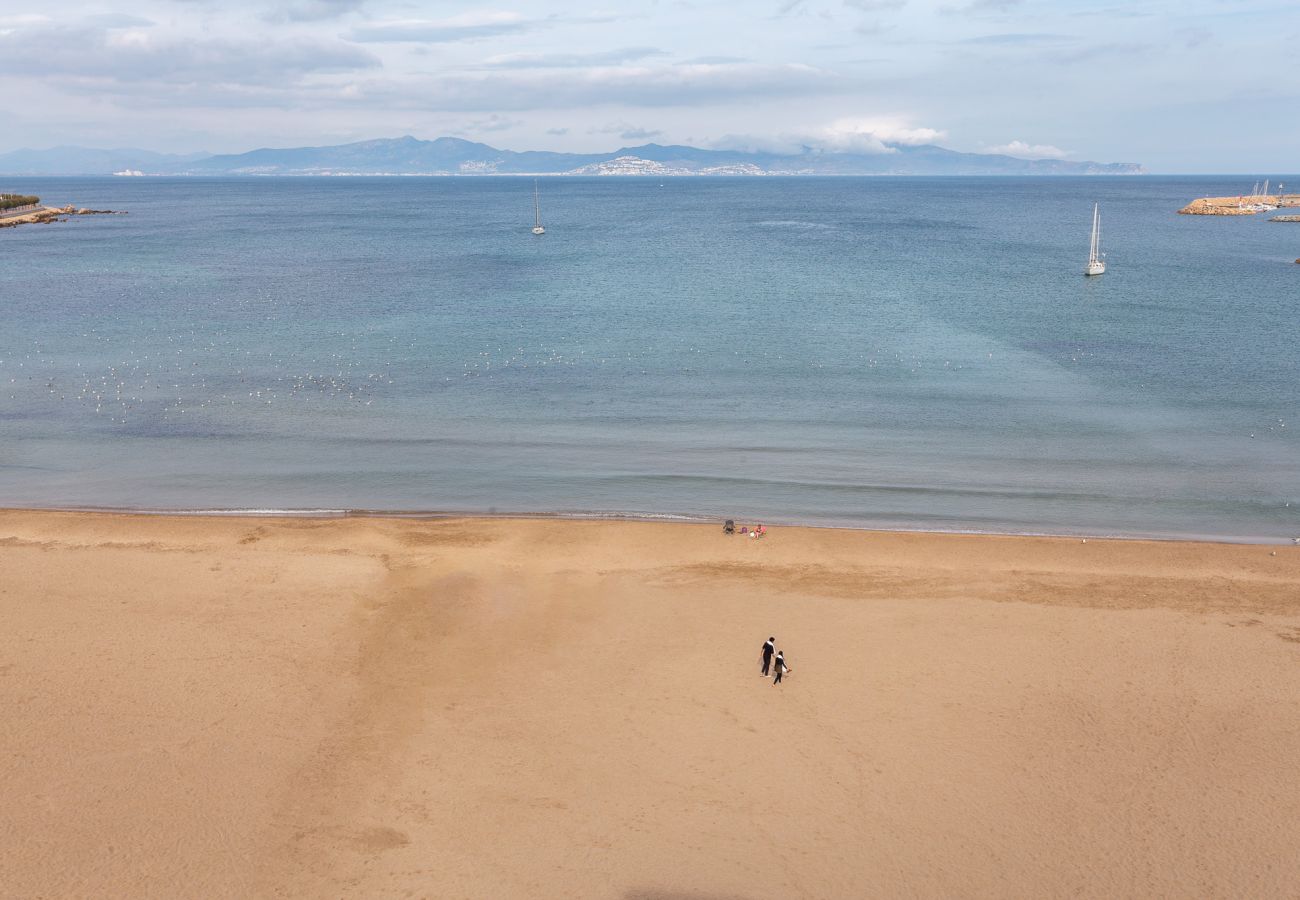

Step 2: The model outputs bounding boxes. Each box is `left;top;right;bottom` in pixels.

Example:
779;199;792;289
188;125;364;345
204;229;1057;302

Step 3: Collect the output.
1;194;41;210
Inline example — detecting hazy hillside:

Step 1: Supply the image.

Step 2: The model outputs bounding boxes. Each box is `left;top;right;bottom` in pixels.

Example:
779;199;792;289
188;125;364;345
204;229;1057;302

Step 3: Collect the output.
0;136;1145;176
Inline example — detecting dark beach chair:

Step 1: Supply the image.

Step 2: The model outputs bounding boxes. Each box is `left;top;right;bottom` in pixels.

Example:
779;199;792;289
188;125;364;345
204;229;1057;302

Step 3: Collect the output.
723;519;735;535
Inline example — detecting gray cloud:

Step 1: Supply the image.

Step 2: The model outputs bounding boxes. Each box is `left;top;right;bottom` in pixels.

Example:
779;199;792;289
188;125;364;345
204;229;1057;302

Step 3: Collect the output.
482;47;668;69
590;121;664;140
264;0;365;23
843;0;906;11
960;32;1071;45
0;23;380;87
708;133;812;155
348;14;548;44
942;0;1024;14
680;55;750;65
84;13;156;28
18;58;846;116
1179;27;1213;49
326;62;847;113
854;19;893;35
461;114;522;133
1050;41;1157;64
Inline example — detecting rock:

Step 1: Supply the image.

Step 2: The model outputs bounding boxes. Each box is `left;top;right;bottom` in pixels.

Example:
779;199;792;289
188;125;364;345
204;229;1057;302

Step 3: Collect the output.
0;205;119;230
1178;197;1262;215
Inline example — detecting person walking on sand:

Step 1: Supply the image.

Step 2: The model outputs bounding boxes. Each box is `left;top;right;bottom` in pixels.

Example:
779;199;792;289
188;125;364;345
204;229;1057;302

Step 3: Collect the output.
773;650;791;686
760;636;776;677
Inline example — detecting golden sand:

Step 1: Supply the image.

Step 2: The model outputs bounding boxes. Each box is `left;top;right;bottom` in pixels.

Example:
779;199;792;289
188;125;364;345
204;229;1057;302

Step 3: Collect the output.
2;510;1298;897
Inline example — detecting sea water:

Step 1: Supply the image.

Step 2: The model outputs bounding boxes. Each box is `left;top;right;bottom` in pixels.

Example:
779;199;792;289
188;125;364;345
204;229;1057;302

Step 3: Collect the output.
1;175;1297;541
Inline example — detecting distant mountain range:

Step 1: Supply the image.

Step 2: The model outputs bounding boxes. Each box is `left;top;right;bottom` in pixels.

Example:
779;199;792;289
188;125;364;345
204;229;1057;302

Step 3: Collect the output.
0;136;1145;177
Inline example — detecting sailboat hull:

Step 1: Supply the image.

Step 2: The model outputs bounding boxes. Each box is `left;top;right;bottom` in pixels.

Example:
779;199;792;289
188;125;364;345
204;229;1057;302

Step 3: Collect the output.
1084;262;1105;276
532;226;545;235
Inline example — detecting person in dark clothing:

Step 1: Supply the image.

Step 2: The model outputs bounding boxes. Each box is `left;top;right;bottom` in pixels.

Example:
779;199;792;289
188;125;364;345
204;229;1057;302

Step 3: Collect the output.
760;636;776;676
773;650;790;685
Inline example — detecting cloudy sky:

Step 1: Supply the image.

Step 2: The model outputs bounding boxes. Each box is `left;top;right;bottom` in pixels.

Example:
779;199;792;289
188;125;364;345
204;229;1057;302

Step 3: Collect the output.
0;1;1295;171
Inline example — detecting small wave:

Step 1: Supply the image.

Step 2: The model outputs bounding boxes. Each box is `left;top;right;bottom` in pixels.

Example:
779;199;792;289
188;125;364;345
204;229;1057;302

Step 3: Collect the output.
586;473;1115;504
28;505;351;518
754;220;832;230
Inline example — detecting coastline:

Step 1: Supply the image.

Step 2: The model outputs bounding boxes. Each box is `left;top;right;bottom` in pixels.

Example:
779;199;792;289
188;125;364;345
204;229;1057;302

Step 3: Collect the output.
3;507;1298;897
4;502;1295;546
0;204;123;228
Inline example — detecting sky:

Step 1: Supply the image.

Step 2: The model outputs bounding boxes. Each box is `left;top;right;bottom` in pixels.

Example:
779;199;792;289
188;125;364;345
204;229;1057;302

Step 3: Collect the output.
0;1;1296;172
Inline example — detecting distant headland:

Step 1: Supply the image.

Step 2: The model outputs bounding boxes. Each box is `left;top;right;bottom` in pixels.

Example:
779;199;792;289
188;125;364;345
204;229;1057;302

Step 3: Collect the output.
0;136;1145;178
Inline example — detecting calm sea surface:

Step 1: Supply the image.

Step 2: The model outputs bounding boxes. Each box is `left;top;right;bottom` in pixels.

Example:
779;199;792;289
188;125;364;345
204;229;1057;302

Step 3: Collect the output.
1;175;1297;540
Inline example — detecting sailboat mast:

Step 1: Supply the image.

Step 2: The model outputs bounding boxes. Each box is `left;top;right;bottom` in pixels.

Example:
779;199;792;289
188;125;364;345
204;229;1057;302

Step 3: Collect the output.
533;180;541;227
1090;203;1100;261
1083;202;1105;276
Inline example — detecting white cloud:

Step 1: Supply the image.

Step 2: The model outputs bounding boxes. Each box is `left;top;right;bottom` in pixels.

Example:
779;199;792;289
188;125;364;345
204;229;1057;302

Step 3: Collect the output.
348;12;535;43
712;117;945;155
482;47;666;68
346;10;625;43
820;117;947;151
985;139;1071;159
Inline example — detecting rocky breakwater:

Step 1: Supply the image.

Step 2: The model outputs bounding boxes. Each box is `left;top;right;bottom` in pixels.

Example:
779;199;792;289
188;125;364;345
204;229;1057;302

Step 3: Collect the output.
0;204;125;229
1179;194;1300;215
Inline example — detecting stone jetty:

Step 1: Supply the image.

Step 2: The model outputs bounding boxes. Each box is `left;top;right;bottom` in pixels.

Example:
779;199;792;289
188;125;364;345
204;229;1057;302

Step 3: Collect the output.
0;205;125;229
1179;194;1300;215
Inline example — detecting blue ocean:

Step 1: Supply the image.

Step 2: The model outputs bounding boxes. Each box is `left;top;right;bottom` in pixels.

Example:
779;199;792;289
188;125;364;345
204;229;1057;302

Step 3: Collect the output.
2;175;1297;541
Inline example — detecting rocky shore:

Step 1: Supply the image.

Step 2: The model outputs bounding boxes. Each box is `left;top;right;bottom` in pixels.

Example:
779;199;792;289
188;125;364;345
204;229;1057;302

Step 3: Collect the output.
0;205;125;229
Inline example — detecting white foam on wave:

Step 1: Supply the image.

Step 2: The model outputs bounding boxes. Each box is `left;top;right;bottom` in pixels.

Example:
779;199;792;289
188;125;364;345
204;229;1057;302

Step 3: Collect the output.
38;505;350;518
10;505;1291;544
754;220;832;230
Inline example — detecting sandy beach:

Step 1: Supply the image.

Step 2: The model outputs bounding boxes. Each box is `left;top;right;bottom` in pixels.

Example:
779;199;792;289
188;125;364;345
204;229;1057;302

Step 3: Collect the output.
2;509;1298;898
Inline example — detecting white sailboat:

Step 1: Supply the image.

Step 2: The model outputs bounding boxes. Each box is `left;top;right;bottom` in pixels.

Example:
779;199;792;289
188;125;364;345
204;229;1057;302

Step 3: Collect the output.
1084;202;1105;276
531;180;545;235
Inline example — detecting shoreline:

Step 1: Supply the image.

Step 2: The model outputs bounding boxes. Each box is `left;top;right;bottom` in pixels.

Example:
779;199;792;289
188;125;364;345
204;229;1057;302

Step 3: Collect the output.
4;502;1295;546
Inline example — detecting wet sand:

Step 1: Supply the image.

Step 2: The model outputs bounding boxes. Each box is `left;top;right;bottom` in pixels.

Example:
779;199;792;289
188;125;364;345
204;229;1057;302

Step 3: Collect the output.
2;509;1298;898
